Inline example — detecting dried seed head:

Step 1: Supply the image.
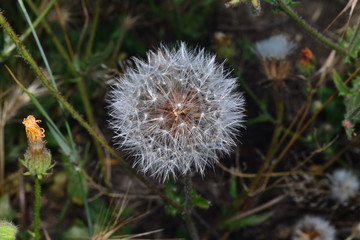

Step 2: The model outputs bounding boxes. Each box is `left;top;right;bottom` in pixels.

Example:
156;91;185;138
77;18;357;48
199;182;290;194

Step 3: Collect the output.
329;169;359;203
252;35;297;85
292;215;336;240
107;43;245;181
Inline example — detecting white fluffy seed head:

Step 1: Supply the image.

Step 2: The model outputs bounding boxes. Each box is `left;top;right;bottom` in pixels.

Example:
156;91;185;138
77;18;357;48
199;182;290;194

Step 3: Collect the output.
107;42;245;181
292;215;336;240
329;169;359;203
252;35;297;60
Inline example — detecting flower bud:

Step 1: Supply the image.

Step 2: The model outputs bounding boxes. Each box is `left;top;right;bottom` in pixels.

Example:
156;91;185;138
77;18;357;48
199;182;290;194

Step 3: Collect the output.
22;147;52;178
297;47;315;76
22;115;54;178
0;220;17;240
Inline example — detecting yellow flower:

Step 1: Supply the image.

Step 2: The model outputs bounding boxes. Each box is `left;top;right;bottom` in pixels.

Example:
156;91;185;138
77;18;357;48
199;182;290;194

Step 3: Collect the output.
21;115;53;178
22;115;45;144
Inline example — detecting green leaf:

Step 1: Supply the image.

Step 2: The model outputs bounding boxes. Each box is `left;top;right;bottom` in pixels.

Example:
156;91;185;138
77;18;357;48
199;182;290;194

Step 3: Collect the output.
332;70;350;96
222;212;273;231
192;192;211;209
61;224;89;240
66;168;88;205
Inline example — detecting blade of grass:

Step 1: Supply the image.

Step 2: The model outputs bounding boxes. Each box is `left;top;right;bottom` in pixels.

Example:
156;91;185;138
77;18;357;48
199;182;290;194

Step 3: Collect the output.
85;0;102;59
18;0;58;89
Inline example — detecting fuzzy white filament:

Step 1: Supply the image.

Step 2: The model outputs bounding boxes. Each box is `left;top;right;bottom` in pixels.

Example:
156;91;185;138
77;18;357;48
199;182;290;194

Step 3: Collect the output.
107;43;245;181
329;169;359;203
252;35;297;60
292;215;336;240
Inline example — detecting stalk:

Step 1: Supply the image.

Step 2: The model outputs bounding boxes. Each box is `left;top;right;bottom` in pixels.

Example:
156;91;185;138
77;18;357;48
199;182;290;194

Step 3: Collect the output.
85;0;102;59
34;176;41;240
0;123;4;184
183;173;199;240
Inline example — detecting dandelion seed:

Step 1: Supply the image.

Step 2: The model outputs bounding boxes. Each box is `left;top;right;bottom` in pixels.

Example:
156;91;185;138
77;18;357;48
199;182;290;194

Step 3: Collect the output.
107;43;245;181
292;215;336;240
329;169;359;203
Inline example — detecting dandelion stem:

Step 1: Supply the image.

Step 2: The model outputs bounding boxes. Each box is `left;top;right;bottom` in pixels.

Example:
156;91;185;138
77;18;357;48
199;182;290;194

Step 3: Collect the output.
273;0;348;56
183;173;199;240
34;176;41;240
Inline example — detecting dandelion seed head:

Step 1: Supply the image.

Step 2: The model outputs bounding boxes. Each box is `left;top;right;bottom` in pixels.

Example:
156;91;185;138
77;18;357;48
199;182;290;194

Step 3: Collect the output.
329;169;359;203
252;35;297;60
107;42;245;181
292;215;336;240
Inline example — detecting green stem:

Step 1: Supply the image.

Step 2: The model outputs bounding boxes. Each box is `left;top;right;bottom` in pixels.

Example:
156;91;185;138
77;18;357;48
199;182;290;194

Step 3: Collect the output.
183;173;199;240
78;170;93;237
0;124;4;185
264;90;284;163
273;0;348;56
34;176;41;240
76;76;109;187
85;0;102;59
